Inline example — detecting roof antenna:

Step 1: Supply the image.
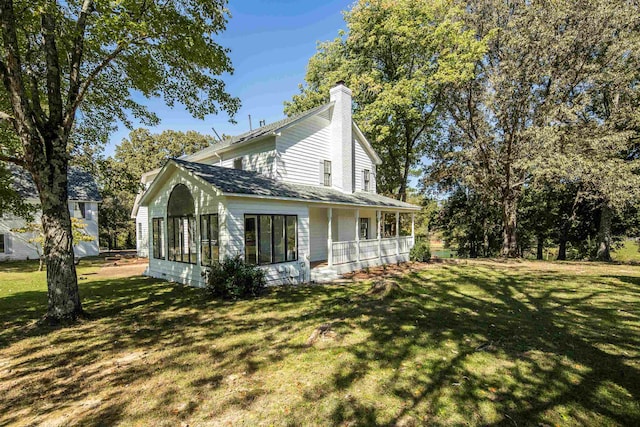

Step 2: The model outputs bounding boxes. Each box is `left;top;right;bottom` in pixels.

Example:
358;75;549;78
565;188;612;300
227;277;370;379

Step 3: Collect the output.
248;114;252;131
259;119;266;127
211;126;222;142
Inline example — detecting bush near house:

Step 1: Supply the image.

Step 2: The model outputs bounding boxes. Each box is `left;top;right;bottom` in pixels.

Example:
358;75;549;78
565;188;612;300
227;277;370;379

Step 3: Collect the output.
204;256;266;299
410;240;431;262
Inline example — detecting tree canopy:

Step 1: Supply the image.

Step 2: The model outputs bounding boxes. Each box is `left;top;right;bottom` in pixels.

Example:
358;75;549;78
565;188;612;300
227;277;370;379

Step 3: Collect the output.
285;0;487;200
0;0;239;321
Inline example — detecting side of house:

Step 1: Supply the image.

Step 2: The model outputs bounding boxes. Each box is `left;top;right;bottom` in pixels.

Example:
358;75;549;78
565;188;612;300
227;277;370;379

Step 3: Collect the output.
1;165;101;261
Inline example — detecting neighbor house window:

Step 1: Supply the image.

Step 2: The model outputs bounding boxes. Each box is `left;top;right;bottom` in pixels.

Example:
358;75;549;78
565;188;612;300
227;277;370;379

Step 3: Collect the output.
360;218;370;239
200;214;219;266
0;234;5;253
323;160;332;186
138;222;143;240
71;202;86;219
234;157;243;170
244;214;297;265
167;184;196;264
363;169;370;191
152;218;165;259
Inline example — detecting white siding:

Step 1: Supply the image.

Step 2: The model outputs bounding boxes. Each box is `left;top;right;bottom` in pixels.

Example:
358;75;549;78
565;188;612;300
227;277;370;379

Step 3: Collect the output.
201;137;278;179
145;167;225;287
226;197;309;285
354;135;376;193
0;202;99;262
276;115;331;186
136;206;149;257
309;207;328;262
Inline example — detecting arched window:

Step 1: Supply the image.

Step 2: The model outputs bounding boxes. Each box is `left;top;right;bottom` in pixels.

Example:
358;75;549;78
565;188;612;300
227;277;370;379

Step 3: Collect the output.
167;184;196;264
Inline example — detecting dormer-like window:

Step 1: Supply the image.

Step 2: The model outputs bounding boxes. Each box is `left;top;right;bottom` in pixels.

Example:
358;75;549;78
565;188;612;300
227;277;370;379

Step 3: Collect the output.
323;160;332;186
234;157;243;170
363;169;370;192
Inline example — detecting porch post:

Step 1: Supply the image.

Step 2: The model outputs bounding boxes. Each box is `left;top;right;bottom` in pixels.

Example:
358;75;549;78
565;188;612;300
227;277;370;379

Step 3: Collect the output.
411;213;415;247
395;211;400;256
377;210;382;261
328;207;333;267
355;209;360;263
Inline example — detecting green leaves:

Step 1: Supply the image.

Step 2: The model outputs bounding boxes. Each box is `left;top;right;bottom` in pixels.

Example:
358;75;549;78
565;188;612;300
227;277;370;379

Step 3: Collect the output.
285;0;486;199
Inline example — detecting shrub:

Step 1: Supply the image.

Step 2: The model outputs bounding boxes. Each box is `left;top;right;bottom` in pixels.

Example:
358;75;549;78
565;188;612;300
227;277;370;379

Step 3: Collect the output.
410;240;431;262
204;256;266;299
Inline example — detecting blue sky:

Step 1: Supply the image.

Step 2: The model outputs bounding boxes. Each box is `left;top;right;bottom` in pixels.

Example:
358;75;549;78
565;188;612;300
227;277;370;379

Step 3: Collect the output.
104;0;353;156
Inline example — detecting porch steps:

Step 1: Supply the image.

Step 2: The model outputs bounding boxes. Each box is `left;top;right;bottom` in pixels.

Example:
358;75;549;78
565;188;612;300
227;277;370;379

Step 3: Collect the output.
310;267;340;283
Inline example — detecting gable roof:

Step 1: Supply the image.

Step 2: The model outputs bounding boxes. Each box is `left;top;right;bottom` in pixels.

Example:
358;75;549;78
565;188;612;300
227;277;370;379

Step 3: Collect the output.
185;102;334;163
6;163;101;202
140;159;418;211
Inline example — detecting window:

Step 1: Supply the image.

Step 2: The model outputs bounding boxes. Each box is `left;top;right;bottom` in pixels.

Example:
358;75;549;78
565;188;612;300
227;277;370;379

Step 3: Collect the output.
244;214;297;265
152;218;165;259
138;222;143;240
234;157;243;170
167;184;196;264
200;214;219;266
323;160;332;186
71;202;86;219
363;169;370;191
360;218;370;240
0;234;4;253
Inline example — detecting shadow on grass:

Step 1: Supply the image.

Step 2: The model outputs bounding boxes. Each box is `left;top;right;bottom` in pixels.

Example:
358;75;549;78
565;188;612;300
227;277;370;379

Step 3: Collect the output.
1;263;639;425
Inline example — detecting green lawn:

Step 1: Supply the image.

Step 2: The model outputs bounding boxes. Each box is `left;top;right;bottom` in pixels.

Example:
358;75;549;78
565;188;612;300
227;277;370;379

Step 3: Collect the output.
613;240;640;263
1;259;639;426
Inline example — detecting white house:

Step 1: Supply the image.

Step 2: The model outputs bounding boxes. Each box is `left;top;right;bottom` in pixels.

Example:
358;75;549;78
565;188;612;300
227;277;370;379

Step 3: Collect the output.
1;165;101;261
133;82;420;285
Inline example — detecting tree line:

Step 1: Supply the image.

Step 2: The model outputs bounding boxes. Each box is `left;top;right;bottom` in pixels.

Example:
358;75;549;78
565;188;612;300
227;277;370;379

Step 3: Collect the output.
286;0;640;261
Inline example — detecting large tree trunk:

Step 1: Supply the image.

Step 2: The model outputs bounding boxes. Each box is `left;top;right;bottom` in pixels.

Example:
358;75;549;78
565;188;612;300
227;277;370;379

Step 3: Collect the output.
536;236;544;260
32;151;82;322
596;204;613;262
501;191;518;257
557;239;567;260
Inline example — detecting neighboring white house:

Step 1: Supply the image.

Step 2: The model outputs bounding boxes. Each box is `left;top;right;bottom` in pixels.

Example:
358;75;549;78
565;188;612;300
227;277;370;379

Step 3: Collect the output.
133;82;420;285
1;165;101;261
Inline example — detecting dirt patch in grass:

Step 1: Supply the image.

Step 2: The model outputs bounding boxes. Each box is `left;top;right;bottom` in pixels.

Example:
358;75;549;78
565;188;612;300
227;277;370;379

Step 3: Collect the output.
341;261;436;281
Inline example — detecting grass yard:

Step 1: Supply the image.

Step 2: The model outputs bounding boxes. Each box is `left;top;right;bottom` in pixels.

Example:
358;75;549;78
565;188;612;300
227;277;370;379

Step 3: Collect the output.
1;259;639;426
613;240;640;263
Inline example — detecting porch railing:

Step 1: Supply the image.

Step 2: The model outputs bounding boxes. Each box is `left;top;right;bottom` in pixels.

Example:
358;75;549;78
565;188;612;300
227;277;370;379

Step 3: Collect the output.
331;236;414;266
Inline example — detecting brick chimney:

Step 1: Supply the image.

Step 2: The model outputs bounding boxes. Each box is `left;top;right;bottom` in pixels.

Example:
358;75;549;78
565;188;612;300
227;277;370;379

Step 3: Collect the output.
329;81;353;193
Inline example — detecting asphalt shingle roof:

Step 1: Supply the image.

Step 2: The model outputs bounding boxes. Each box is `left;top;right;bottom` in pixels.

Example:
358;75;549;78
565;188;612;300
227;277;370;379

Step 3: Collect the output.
7;163;101;201
172;159;418;210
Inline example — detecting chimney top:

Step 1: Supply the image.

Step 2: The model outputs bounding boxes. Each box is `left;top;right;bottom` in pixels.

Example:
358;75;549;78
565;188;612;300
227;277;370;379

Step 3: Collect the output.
334;80;346;87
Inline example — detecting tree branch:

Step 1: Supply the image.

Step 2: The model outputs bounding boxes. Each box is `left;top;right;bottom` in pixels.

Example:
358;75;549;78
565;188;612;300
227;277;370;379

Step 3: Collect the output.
0;152;26;166
0;0;36;141
0;110;15;126
63;43;125;131
66;0;93;117
42;9;63;126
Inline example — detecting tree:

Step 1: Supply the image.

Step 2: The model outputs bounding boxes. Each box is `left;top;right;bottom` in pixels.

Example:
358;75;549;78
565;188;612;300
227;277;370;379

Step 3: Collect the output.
284;0;486;200
0;0;239;322
99;128;214;251
428;0;640;257
12;217;96;271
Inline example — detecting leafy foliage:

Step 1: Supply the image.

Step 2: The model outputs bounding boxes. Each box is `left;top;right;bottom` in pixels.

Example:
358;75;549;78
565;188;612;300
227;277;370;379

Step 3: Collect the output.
409;240;431;262
11;217;96;270
0;0;239;320
427;0;640;257
98;128;215;250
285;0;487;200
204;256;266;300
